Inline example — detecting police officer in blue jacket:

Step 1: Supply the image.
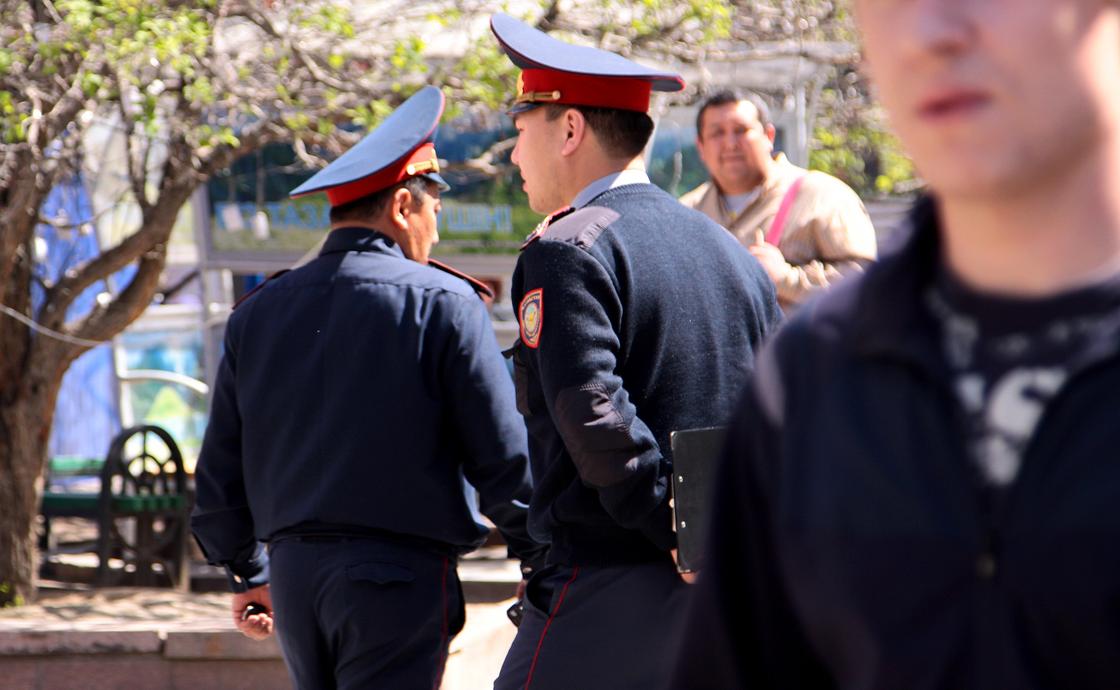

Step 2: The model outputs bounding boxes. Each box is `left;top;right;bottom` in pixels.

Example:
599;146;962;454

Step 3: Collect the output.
488;15;782;690
190;86;546;690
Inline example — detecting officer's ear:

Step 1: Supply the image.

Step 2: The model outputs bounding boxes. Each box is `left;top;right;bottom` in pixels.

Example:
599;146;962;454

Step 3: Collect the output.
560;108;587;157
391;187;413;230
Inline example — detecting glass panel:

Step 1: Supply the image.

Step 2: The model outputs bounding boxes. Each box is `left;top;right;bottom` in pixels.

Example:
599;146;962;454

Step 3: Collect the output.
118;329;207;473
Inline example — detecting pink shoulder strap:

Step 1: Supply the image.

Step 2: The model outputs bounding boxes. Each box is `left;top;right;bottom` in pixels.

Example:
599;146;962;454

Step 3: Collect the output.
765;175;806;246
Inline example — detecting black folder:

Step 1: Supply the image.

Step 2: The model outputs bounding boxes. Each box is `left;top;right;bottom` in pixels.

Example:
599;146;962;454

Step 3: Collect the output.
670;426;726;573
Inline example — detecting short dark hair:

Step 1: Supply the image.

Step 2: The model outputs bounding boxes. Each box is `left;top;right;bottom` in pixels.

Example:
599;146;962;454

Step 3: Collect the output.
329;176;431;225
544;104;654;159
696;89;771;138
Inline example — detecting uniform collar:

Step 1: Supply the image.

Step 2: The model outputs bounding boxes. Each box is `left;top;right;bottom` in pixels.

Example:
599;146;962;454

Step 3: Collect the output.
319;226;406;259
571;169;651;209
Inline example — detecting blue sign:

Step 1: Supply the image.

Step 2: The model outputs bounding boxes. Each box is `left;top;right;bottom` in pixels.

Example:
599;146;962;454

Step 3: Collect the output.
440;203;513;233
215;200;513;235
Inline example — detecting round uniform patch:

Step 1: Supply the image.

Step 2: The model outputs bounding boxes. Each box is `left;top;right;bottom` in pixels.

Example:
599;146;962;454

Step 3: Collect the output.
519;288;543;348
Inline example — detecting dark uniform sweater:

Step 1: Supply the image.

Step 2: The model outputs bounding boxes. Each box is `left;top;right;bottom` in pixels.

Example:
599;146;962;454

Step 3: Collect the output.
509;183;782;566
191;227;545;588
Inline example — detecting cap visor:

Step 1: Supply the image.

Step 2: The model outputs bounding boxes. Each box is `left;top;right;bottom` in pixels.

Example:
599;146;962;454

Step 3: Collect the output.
423;172;451;192
506;101;543;116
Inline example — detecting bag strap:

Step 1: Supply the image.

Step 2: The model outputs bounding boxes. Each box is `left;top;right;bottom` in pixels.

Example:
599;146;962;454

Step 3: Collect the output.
764;175;806;246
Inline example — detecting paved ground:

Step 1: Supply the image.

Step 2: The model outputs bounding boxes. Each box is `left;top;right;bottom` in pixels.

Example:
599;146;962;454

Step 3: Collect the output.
0;585;516;689
5;516;522;690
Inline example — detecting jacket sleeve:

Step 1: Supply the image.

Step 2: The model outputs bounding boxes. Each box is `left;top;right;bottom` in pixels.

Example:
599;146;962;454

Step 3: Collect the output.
439;292;546;567
190;324;270;593
773;177;877;305
520;239;672;549
669;357;833;689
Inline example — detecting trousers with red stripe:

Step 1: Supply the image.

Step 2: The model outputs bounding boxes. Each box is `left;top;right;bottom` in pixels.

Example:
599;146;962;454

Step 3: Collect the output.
494;560;688;690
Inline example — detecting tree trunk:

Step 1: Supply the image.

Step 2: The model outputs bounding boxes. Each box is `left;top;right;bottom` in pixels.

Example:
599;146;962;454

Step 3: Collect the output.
0;353;66;607
0;172;192;606
0;390;52;607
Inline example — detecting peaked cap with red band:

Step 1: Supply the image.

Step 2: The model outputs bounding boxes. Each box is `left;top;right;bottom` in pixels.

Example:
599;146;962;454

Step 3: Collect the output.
490;13;685;115
289;86;450;207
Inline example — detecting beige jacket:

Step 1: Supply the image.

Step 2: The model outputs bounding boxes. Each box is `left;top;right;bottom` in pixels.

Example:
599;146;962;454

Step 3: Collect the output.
679;155;877;309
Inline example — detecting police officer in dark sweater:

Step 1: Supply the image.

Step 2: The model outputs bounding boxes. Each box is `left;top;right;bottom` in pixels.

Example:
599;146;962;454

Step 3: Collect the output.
191;87;545;689
488;15;782;690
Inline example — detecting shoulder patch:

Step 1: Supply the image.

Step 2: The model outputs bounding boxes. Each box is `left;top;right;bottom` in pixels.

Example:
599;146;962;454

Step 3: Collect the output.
520;220;546;250
428;258;495;301
521;206;575;251
519;288;543;348
540;206;621;249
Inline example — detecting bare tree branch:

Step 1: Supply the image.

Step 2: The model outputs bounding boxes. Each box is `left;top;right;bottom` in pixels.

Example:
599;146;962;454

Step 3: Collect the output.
41;47;105;145
236;5;354;93
67;247;165;346
446;135;516;177
117;92;152;216
536;0;561;31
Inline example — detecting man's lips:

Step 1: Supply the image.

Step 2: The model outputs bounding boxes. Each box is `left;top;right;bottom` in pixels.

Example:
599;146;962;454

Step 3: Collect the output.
918;89;992;121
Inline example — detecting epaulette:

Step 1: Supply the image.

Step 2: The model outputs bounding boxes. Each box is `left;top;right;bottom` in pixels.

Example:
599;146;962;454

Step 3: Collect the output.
521;206;575;250
233;269;290;310
527;205;619;249
428;258;495;301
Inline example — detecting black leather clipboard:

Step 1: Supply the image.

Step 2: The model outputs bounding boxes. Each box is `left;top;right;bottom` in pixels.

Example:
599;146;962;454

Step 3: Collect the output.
670;426;726;573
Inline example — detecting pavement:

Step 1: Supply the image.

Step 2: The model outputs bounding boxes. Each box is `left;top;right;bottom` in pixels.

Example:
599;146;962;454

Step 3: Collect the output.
0;541;521;690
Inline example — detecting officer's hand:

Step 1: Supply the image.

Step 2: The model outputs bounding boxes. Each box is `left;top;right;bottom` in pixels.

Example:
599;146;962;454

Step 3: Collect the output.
516;579;528;601
232;584;274;640
670;549;698;584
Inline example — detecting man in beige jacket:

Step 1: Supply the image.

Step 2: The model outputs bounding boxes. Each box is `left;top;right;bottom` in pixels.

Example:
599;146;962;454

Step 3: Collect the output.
679;90;877;309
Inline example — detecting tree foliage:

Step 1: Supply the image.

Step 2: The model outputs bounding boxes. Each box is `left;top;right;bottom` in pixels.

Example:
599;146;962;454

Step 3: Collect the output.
810;80;917;196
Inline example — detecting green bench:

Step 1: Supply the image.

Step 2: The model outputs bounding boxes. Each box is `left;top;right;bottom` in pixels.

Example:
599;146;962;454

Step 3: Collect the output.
40;425;190;590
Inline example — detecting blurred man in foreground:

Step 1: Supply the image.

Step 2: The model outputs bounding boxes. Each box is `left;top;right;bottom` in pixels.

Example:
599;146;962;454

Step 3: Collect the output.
673;1;1120;688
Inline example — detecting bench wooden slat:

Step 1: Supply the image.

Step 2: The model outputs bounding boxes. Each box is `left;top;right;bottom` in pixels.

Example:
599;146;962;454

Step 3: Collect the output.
48;455;104;476
110;495;186;513
41;494;101;514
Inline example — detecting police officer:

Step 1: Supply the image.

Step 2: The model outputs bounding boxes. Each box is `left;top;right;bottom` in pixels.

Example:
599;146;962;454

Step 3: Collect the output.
487;15;782;690
190;86;545;690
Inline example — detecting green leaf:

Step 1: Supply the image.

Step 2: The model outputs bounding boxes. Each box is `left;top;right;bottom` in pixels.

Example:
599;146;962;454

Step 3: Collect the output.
216;127;240;147
80;72;104;97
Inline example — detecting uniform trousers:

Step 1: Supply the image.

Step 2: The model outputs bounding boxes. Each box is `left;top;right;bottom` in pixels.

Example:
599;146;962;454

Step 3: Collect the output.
494;559;689;690
269;537;464;690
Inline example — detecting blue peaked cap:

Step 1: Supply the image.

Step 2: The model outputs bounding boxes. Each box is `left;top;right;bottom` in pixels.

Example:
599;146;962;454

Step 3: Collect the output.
491;13;684;114
290;86;449;206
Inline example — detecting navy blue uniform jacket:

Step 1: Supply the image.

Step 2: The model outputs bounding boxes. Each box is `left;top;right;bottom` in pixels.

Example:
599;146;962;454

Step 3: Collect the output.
191;227;543;587
510;183;781;565
672;198;1120;689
